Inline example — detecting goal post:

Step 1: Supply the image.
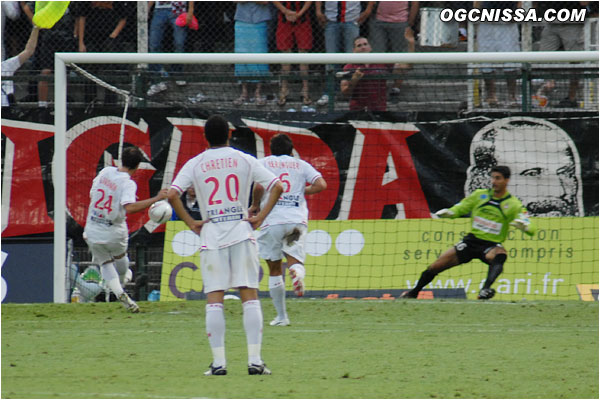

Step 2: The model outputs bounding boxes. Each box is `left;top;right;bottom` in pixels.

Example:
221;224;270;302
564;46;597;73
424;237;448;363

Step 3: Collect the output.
53;51;599;303
54;55;67;303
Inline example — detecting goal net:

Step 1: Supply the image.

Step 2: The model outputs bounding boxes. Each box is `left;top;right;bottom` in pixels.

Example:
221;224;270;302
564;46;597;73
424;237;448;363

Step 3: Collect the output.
55;51;599;303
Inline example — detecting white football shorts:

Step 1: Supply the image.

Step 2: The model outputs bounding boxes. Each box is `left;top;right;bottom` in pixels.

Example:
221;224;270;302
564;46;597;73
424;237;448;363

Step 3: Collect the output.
257;223;306;263
200;239;261;293
84;236;128;266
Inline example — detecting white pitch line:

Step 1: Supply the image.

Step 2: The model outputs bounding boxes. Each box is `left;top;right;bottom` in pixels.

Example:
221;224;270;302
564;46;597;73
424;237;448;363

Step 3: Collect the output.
14;392;207;399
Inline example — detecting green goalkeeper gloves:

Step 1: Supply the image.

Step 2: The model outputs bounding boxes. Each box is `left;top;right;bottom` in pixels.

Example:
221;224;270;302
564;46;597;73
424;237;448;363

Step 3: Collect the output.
510;219;530;232
435;208;454;218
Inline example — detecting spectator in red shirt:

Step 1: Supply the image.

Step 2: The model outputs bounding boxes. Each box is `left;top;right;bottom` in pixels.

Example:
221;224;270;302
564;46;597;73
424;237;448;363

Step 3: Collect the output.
340;36;400;111
273;1;313;106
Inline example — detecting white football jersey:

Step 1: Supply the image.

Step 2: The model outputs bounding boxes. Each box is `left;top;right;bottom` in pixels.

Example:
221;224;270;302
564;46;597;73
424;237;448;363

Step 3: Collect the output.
84;167;137;243
259;155;322;227
171;147;279;250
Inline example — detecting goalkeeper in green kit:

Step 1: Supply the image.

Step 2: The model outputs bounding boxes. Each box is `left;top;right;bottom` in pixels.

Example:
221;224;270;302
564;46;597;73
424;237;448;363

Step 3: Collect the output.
401;166;536;300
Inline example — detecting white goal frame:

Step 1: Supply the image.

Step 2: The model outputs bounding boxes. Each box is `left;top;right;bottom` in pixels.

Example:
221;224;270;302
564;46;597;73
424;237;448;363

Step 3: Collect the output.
53;51;599;302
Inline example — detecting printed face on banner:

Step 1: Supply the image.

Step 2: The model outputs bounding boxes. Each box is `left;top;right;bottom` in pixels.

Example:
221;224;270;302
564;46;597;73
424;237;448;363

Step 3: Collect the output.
466;117;583;217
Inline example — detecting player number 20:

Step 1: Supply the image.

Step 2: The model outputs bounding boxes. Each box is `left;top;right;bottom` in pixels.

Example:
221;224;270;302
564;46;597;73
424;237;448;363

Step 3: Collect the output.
205;174;240;205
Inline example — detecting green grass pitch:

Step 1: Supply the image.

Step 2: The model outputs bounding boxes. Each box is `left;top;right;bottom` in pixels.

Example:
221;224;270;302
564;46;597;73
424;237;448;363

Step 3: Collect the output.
2;299;598;398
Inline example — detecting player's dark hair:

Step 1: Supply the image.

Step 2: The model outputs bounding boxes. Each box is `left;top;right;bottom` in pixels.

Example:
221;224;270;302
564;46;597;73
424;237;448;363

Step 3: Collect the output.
270;133;294;156
121;147;143;170
204;115;230;146
353;36;369;47
491;165;511;179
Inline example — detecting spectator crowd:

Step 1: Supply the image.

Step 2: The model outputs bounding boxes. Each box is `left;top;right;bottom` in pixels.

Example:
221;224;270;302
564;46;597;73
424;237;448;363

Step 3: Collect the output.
1;1;597;110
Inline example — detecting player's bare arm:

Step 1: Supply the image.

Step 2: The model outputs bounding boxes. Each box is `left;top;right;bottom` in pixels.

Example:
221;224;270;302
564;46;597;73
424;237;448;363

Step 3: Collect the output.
246;181;284;230
249;183;265;216
18;26;40;65
123;188;168;214
304;177;327;195
167;188;205;234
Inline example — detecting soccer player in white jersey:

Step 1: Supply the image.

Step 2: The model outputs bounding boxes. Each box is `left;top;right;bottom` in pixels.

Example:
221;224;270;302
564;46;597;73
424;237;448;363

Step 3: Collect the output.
83;147;168;313
251;134;327;326
167;115;284;376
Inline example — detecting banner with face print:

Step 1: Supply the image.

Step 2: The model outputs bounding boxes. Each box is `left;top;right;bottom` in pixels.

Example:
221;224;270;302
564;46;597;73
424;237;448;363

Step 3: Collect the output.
2;109;597;241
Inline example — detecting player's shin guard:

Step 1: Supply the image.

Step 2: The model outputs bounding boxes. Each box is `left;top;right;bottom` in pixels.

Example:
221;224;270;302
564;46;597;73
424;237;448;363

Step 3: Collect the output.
268;276;286;320
242;300;263;365
205;303;226;368
101;262;124;297
483;253;506;289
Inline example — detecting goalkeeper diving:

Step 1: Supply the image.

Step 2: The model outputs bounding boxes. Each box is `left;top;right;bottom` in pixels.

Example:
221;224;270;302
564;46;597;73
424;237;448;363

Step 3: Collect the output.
401;165;535;300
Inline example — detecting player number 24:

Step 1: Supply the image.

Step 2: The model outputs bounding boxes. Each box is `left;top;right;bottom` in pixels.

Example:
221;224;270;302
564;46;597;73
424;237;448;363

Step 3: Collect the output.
93;189;113;214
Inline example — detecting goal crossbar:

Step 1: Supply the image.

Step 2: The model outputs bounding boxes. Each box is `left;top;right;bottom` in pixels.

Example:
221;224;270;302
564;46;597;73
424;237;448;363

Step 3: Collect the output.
55;51;598;65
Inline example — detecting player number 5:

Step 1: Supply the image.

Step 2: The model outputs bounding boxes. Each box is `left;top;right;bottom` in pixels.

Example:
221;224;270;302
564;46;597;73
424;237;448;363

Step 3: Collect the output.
279;173;291;193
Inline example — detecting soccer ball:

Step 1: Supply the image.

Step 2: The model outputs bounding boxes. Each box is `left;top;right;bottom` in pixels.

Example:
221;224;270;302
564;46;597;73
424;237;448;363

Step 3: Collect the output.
149;200;172;224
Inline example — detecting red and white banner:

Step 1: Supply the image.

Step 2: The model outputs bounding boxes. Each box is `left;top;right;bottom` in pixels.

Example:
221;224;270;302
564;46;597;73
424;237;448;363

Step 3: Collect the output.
1;109;597;238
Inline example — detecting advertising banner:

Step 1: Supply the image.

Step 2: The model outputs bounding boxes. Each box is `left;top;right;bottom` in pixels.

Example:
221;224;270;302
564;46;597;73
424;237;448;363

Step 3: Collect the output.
1;240;54;303
160;217;598;301
1;109;598;239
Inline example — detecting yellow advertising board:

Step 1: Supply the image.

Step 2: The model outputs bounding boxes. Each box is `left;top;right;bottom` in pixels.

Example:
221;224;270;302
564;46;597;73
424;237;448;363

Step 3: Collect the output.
160;217;598;301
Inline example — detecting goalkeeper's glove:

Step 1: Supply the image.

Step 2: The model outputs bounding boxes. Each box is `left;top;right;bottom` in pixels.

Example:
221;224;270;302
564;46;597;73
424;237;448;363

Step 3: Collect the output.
510;219;530;232
435;208;454;218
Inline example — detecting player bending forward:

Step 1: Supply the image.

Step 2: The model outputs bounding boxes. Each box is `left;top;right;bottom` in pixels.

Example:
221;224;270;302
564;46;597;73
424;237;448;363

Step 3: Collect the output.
84;147;168;313
167;115;283;376
401;166;536;300
251;134;327;326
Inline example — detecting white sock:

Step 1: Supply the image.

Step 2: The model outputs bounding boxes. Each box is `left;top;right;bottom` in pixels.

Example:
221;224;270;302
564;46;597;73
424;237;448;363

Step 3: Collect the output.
289;263;306;279
269;275;287;320
205;303;226;368
114;256;130;284
242;300;263;365
101;263;124;297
